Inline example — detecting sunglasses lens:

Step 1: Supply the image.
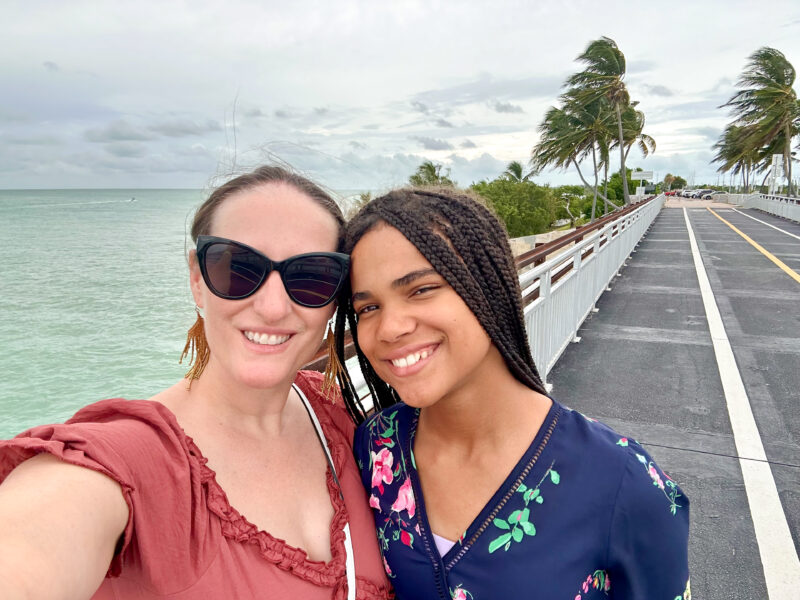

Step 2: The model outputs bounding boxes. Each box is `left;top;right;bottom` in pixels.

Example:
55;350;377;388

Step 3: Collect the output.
204;242;266;298
284;256;346;307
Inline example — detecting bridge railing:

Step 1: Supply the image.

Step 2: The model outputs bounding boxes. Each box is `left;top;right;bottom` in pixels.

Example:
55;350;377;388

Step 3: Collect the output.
314;195;665;403
721;193;800;222
520;194;664;384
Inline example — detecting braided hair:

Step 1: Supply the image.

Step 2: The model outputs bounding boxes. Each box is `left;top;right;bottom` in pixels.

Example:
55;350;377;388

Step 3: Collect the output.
336;187;548;423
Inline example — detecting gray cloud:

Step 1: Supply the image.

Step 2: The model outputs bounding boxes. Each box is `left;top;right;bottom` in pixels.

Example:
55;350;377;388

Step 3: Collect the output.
492;101;524;114
149;118;221;137
85;120;155;142
641;84;673;97
435;118;454;128
6;135;61;145
411;101;429;114
275;109;292;119
684;126;721;141
413;74;562;109
43;61;60;73
314;107;329;116
410;136;453;150
105;142;147;158
461;139;477;148
243;107;265;118
349;141;367;149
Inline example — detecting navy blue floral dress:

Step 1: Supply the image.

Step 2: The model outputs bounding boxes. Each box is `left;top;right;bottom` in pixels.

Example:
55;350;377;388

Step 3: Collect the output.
354;400;691;600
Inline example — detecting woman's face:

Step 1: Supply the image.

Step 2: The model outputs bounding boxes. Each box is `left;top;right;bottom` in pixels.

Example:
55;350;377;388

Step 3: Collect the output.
189;182;339;391
350;223;495;408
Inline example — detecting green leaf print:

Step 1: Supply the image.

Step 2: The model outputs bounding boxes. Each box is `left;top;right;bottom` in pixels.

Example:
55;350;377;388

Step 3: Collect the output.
521;521;536;536
486;462;558;554
488;532;513;553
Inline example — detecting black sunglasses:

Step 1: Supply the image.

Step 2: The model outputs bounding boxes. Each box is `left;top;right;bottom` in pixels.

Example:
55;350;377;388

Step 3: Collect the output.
195;235;349;308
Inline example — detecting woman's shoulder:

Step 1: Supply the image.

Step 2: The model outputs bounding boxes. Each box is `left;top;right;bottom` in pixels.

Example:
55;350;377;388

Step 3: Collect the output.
1;398;193;485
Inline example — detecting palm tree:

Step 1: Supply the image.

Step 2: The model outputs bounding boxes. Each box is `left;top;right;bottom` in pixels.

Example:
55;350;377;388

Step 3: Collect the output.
712;124;760;192
408;160;455;187
530;97;615;221
503;161;532;182
721;47;800;196
566;37;633;204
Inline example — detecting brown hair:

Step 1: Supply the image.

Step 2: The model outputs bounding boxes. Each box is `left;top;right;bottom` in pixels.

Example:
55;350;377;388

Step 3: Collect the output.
190;165;345;250
335;187;548;423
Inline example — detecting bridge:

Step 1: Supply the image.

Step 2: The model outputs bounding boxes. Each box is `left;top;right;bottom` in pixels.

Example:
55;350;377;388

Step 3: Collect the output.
310;192;800;599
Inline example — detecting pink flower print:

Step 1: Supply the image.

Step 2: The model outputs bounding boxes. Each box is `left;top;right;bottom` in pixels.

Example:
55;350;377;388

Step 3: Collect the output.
452;589;467;600
649;465;665;489
391;477;416;518
371;448;394;494
382;556;392;576
415;523;421;535
604;573;611;591
369;494;381;510
574;596;581;600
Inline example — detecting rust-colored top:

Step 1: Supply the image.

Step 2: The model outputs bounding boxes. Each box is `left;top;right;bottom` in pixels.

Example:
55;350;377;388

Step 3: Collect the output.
0;371;392;599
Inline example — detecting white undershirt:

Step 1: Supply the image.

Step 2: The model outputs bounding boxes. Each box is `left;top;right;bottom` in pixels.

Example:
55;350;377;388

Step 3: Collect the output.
432;532;456;557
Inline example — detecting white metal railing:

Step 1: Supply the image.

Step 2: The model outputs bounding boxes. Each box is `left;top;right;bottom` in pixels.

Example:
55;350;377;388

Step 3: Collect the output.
344;195;665;403
521;195;664;383
734;193;800;222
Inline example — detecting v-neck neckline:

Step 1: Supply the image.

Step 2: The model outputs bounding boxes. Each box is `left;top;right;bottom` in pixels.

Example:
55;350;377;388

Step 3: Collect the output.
403;400;562;571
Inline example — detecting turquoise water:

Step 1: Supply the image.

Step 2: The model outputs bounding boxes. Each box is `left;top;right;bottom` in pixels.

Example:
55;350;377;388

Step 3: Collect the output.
0;189;205;438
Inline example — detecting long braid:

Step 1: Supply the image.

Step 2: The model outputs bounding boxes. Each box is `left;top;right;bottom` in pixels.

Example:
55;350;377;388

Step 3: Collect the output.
335;187;548;422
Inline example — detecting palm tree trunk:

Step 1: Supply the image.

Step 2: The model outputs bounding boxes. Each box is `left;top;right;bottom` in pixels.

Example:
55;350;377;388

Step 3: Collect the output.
785;124;794;197
571;157;610;203
615;102;630;205
603;162;610;213
590;145;598;222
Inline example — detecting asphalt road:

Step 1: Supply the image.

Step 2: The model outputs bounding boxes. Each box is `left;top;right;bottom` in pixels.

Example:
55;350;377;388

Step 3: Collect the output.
548;204;800;599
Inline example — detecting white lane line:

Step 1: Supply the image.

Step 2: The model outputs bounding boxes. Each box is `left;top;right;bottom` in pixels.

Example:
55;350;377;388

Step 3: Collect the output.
730;208;800;241
683;208;800;598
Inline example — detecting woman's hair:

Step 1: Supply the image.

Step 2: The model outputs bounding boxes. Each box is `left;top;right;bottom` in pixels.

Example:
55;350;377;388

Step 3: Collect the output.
190;165;345;251
335;187;548;422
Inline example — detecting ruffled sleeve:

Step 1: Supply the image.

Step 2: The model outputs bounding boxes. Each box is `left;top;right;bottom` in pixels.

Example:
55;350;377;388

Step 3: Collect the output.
607;440;691;599
0;399;215;589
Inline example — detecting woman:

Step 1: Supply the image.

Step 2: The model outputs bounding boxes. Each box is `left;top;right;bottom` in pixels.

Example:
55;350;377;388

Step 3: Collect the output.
335;188;690;600
0;166;391;599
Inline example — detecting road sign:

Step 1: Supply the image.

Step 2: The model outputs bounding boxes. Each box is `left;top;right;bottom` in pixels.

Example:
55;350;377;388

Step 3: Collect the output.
631;171;653;180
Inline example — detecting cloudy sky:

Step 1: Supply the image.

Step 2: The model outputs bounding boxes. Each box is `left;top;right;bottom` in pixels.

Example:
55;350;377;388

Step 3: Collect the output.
3;0;799;192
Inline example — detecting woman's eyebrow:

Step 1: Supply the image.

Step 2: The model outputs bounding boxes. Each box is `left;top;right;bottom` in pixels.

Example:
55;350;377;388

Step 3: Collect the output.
391;268;439;289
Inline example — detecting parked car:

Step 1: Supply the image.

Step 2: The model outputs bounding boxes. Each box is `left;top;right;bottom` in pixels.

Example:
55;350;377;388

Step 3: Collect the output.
691;189;714;198
702;191;725;200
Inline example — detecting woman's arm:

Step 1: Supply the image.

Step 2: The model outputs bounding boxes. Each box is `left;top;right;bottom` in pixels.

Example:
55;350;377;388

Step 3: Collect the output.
0;453;129;600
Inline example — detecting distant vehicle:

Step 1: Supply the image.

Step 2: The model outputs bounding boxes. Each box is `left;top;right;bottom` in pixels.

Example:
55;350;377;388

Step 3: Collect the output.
664;190;679;196
702;191;725;200
691;189;714;198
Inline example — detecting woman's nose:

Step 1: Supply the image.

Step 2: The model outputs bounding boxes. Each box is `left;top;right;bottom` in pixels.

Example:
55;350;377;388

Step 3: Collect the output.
251;271;293;320
375;303;416;343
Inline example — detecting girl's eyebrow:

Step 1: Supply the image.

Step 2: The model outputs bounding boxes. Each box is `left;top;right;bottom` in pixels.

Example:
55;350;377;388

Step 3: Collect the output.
351;268;440;303
391;268;439;289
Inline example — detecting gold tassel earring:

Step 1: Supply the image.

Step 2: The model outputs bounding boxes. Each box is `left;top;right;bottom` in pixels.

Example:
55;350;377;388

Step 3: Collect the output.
322;323;344;402
179;308;210;386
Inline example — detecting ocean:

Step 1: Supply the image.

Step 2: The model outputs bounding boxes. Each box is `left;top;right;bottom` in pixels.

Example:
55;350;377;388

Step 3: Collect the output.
0;188;362;439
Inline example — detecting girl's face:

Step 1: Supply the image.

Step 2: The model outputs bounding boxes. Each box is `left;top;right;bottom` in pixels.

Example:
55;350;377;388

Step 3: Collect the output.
350;223;496;408
189;183;339;391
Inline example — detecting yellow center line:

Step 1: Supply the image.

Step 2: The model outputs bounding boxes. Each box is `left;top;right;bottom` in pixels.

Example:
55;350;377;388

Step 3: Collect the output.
706;207;800;284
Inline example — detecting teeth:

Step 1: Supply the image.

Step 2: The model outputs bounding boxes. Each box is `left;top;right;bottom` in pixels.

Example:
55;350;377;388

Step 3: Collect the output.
391;349;430;368
244;331;290;346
